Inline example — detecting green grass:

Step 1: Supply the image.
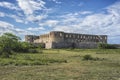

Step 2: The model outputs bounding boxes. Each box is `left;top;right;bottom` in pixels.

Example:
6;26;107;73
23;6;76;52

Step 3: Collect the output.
0;49;120;80
0;53;67;66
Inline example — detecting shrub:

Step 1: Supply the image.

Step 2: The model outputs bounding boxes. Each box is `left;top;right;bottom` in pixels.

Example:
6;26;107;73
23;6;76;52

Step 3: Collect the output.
98;43;117;49
39;50;43;54
28;49;38;53
0;33;20;57
83;54;93;60
83;54;105;61
31;61;48;65
24;55;33;61
1;52;10;58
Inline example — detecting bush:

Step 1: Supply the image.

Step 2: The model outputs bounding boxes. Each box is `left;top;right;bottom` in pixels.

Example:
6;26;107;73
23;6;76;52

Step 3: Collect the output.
83;54;105;61
0;33;21;57
13;42;37;53
24;55;33;61
39;50;43;54
83;55;93;60
98;43;117;49
1;52;10;58
28;49;38;53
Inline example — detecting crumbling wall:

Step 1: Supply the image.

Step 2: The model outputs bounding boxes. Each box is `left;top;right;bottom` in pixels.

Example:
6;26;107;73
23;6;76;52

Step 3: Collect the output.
25;35;39;43
25;31;107;49
75;42;98;49
49;31;64;42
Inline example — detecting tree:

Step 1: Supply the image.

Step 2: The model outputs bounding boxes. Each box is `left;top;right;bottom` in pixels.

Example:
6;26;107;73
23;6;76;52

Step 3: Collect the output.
0;33;20;58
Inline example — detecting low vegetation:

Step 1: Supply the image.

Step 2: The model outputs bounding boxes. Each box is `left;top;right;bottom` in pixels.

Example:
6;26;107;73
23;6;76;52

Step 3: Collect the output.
98;43;118;49
83;54;105;61
0;53;67;66
0;33;120;80
0;33;42;58
0;49;120;80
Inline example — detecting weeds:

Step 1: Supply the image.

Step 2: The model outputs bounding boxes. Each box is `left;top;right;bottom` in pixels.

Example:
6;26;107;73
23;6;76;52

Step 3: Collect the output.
0;49;120;80
0;54;67;66
83;55;93;60
83;54;105;61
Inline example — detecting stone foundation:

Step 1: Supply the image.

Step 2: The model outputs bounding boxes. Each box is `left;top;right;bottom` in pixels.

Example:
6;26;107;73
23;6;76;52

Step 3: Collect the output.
45;42;98;49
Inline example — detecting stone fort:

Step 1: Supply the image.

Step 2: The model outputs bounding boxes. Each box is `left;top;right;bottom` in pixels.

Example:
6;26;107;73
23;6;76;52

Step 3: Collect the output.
25;31;107;49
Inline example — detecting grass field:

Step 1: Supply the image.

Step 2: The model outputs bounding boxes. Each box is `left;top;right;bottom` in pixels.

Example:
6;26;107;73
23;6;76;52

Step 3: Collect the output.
0;49;120;80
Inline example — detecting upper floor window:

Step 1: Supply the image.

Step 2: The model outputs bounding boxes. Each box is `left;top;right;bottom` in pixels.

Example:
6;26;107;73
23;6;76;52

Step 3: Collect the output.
73;35;75;38
78;35;79;38
66;34;68;38
105;37;107;40
60;33;63;37
69;35;71;38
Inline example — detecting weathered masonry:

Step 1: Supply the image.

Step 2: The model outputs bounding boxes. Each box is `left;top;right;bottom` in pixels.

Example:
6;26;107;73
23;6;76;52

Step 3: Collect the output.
25;31;107;49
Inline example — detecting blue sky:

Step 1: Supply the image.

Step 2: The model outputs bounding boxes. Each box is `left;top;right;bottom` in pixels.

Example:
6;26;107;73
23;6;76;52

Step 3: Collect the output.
0;0;120;44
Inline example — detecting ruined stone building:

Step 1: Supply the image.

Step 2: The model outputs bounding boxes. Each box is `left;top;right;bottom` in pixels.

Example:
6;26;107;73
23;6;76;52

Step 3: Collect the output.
25;31;107;49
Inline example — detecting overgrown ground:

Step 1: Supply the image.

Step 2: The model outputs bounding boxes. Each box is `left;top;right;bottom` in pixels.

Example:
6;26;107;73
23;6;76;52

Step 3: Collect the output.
0;49;120;80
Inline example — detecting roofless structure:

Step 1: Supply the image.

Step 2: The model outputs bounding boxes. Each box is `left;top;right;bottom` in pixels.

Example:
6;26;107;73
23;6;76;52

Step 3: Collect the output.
25;31;107;49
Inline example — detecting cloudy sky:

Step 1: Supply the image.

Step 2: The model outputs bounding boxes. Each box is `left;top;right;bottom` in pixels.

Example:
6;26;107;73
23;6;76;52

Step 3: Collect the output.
0;0;120;43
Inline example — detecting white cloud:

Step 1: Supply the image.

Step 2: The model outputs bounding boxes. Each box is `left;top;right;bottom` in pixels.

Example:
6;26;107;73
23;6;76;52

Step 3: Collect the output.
0;12;5;17
16;0;49;23
0;12;25;23
10;15;24;23
0;21;16;34
0;0;52;23
79;11;93;15
27;27;45;31
35;1;120;43
39;20;59;27
50;1;120;36
0;0;120;43
17;0;46;15
51;0;62;4
53;25;75;33
0;21;31;35
27;15;47;22
12;28;32;35
0;1;20;10
0;21;14;29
